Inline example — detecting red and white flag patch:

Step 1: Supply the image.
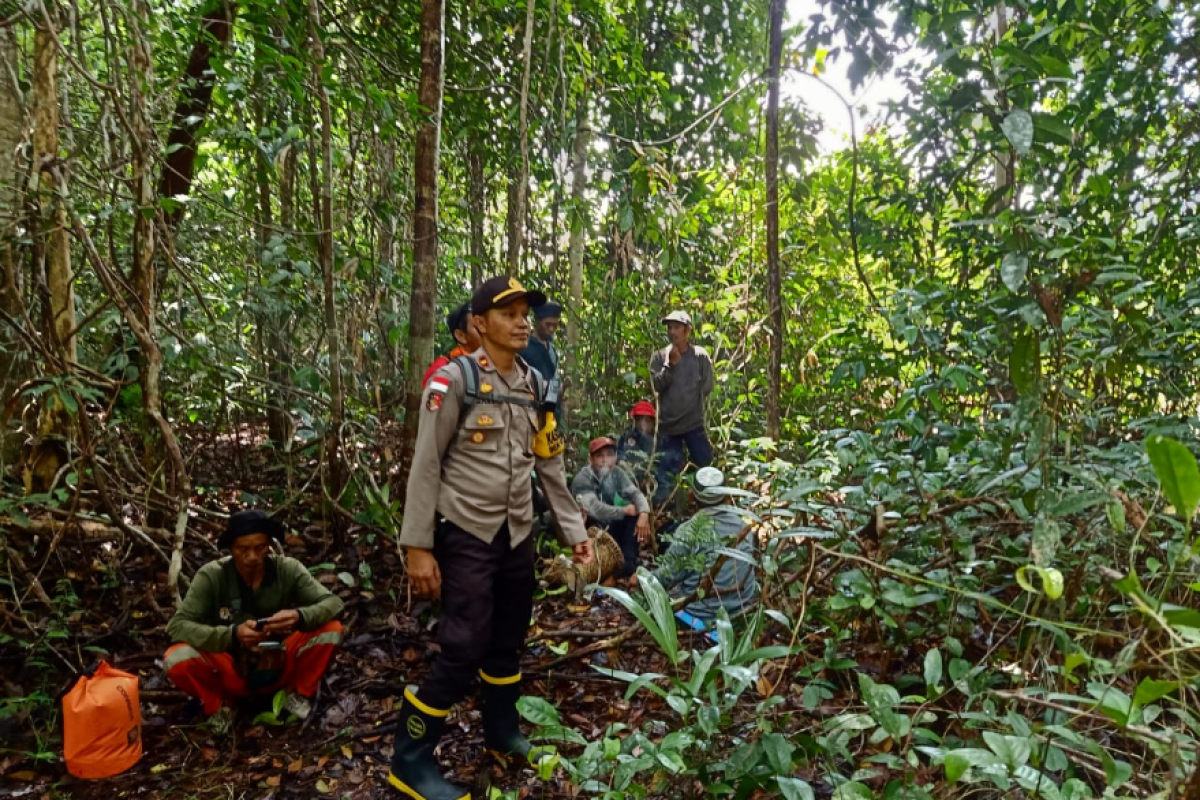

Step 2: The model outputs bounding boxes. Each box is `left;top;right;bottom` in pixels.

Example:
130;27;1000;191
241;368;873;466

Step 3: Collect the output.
427;377;450;412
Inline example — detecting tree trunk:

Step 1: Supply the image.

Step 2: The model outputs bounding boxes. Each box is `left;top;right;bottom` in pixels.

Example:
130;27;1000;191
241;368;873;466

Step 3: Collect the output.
158;1;236;225
307;0;346;517
506;0;537;272
563;88;589;424
0;28;26;465
467;137;486;286
764;0;784;440
32;2;75;366
401;0;445;467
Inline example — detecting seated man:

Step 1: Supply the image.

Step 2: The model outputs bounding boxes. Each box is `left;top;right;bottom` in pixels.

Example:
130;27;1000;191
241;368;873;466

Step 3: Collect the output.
647;467;758;628
571;437;651;579
164;510;344;725
617;401;659;489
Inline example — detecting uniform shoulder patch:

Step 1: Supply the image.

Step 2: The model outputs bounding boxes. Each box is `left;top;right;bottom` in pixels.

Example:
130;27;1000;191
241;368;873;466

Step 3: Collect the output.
427;393;443;412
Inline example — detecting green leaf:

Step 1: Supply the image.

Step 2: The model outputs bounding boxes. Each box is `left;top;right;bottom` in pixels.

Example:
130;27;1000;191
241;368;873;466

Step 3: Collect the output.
924;648;943;692
777;777;815;800
604;573;679;666
1000;253;1028;293
1033;113;1073;146
1010;330;1041;397
943;748;1002;782
1145;436;1200;519
831;782;874;800
1132;678;1177;710
1015;566;1065;600
762;732;795;773
1106;501;1127;533
1001;109;1034;154
518;696;562;726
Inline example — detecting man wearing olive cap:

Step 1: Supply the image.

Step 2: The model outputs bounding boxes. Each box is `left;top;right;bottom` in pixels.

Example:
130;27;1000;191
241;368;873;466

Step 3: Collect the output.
390;276;593;800
164;510;344;726
650;310;715;505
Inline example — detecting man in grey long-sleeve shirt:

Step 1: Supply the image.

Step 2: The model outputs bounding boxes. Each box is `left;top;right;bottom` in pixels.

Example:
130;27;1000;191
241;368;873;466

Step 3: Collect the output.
649;310;715;505
572;436;651;578
647;467;758;626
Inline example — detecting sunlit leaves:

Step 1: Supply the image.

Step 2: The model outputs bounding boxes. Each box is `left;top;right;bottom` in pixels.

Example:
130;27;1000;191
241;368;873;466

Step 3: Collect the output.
1000;109;1034;155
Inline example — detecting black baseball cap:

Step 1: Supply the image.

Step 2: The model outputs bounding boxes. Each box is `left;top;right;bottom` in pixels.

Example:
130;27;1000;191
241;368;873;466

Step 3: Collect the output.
445;302;472;335
471;276;547;316
218;509;285;548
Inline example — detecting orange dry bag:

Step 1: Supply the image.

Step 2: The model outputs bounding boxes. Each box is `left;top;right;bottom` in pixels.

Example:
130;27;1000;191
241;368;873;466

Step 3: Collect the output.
62;661;142;779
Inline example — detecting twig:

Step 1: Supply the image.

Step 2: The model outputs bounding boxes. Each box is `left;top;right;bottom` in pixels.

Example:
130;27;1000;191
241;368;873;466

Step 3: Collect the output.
527;628;625;643
992;690;1196;751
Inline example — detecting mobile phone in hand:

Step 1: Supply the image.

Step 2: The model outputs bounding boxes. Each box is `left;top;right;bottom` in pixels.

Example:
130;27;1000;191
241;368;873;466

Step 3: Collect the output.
255;617;271;630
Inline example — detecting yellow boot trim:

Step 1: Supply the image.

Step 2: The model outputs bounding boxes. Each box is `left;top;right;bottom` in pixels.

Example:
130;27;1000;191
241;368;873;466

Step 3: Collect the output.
479;670;521;685
386;771;468;800
404;688;449;718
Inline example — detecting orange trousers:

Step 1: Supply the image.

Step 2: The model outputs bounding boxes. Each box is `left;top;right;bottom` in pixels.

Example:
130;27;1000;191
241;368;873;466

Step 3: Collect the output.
164;621;343;715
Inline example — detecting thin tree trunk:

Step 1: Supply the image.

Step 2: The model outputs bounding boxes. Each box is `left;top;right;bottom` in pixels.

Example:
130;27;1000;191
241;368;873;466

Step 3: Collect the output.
764;0;784;440
506;0;536;272
307;0;345;516
467;138;485;286
32;2;75;366
563;88;589;423
401;0;445;464
0;28;26;465
158;1;236;224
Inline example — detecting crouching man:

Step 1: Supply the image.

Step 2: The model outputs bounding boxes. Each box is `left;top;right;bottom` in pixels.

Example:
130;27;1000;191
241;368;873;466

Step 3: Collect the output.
164;510;344;725
641;467;758;629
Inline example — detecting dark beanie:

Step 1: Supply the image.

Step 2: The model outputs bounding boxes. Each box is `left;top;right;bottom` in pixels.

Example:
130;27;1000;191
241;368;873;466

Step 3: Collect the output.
535;302;562;319
218;510;286;548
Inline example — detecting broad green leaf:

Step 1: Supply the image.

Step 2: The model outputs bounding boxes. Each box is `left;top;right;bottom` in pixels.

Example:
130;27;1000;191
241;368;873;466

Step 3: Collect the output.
924;648;943;692
518;696;562;726
1106;501;1126;533
1145;436;1200;520
1132;678;1176;710
1015;566;1064;599
1033;113;1073;145
1010;330;1041;397
777;777;815;800
831;782;874;800
1031;518;1061;566
762;732;794;773
943;748;1002;782
1000;253;1028;293
1001;109;1034;154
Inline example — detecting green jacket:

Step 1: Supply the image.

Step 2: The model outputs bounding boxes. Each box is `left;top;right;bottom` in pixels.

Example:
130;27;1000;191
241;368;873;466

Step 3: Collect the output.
167;555;344;653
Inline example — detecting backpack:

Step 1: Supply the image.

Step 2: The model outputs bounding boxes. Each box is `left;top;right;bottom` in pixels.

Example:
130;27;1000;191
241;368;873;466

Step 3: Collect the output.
450;354;555;424
62;661;142;779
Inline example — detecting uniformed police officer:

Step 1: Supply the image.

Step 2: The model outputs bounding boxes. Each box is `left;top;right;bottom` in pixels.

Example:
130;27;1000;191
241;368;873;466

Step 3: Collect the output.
388;276;594;800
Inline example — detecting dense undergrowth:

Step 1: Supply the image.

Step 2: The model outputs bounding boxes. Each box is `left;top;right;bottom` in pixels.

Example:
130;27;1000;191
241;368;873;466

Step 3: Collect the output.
510;411;1200;799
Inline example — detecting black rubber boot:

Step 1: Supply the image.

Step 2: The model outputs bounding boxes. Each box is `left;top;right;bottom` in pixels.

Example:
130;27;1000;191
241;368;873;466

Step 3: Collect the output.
480;672;533;761
387;689;469;800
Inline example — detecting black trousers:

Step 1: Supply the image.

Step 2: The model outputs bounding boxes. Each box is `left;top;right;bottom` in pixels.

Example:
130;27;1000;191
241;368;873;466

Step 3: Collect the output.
416;520;536;710
591;515;638;578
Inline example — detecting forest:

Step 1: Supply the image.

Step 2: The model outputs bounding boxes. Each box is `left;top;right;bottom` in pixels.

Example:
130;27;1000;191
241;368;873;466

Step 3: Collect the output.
2;0;1200;797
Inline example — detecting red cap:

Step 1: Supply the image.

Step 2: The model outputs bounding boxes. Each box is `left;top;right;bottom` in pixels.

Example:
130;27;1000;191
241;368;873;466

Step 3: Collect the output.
588;436;616;455
630;401;656;418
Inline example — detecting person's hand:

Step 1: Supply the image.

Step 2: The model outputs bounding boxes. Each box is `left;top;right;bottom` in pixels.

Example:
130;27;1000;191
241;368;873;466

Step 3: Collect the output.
236;619;266;648
668;346;681;365
572;539;594;565
624;503;638;516
407;547;442;598
635;512;651;543
626;572;640;589
259;609;301;636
